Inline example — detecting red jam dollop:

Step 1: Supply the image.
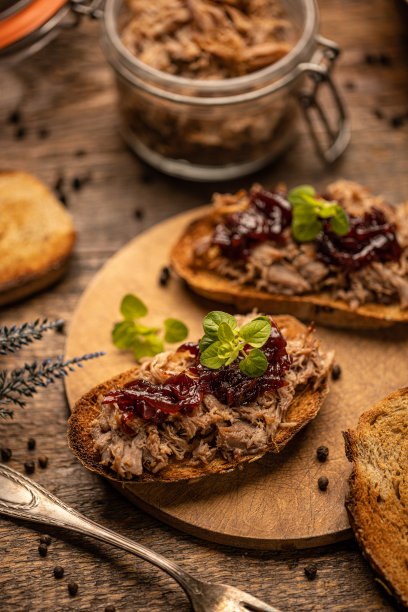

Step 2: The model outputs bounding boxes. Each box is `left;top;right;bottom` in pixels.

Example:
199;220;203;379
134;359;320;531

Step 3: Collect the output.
212;188;292;259
102;317;291;430
316;208;402;269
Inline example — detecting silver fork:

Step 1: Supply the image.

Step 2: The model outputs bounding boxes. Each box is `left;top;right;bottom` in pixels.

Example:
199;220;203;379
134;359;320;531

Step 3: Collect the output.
0;465;280;612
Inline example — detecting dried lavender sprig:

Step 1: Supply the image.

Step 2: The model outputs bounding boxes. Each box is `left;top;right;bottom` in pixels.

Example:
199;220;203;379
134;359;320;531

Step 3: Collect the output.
0;352;105;418
0;319;65;355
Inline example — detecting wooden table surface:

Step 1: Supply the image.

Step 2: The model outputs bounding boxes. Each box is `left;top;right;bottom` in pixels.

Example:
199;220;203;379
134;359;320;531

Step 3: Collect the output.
0;0;407;610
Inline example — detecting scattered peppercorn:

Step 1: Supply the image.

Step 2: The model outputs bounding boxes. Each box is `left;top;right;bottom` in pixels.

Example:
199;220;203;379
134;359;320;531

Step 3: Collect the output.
8;110;21;124
316;446;329;462
72;177;82;191
40;535;52;546
390;115;405;129
364;53;376;65
68;582;78;596
27;437;36;451
74;149;87;157
38;127;49;139
344;81;355;91
38;543;48;557
15;126;27;140
304;563;318;580
55;320;65;334
379;53;391;66
159;266;170;287
38;455;49;469
53;566;64;579
105;606;116;612
54;176;64;193
318;476;329;491
24;460;35;475
372;108;384;120
1;448;12;462
331;364;341;380
134;208;144;221
59;193;68;207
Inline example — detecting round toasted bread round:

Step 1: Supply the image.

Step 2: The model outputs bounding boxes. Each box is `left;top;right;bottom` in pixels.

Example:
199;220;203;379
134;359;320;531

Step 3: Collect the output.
170;214;408;330
344;388;408;608
0;171;76;305
68;315;331;483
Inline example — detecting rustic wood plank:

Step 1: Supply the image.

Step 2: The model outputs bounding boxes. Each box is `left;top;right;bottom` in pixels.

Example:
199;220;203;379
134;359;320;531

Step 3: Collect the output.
0;0;407;609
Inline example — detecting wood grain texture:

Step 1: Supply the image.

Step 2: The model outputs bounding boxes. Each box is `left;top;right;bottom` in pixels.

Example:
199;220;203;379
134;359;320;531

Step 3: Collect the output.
64;210;408;550
0;0;407;609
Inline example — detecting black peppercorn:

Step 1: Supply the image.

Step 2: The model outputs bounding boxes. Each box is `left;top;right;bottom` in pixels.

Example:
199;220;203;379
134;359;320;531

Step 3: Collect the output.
72;177;82;191
40;535;52;546
304;563;317;580
134;208;144;220
74;149;87;157
105;606;116;612
8;110;21;124
27;437;36;450
331;364;341;380
38;455;49;469
372;108;384;120
390;115;404;129
38;127;49;139
24;460;35;475
316;446;329;462
38;543;48;557
1;448;12;462
68;582;78;596
318;476;329;491
159;266;170;287
379;53;391;66
53;566;64;579
15;126;26;140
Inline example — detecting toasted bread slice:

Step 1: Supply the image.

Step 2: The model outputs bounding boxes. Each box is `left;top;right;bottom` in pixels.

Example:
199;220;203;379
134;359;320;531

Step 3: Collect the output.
0;171;76;305
170;200;408;330
68;315;332;483
344;388;408;608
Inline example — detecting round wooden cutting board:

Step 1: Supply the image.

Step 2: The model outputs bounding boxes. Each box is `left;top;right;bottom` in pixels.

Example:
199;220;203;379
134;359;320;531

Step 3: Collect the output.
64;208;408;550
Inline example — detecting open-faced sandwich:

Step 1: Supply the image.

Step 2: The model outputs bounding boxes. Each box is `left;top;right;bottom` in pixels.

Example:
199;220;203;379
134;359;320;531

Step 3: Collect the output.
68;312;333;483
171;180;408;328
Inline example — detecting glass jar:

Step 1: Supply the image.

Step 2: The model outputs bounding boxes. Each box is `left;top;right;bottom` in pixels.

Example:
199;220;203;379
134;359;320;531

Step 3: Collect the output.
102;0;350;181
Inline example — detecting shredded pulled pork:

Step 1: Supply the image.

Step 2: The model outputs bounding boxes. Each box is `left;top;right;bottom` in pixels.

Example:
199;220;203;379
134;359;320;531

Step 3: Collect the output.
92;319;333;478
196;180;408;310
121;0;295;79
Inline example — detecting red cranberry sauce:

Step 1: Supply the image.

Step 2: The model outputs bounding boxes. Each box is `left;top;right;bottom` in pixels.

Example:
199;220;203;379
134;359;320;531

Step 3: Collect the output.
102;317;291;430
212;188;292;259
316;208;402;269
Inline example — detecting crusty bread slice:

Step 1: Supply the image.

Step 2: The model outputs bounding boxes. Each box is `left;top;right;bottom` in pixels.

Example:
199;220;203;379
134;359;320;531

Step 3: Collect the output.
170;213;408;330
0;171;76;305
344;388;408;608
68;315;331;483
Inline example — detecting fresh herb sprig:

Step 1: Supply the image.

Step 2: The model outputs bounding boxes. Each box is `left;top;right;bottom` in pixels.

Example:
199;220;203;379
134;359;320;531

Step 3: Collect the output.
0;353;104;418
0;319;64;355
112;294;188;360
199;311;271;378
288;185;349;242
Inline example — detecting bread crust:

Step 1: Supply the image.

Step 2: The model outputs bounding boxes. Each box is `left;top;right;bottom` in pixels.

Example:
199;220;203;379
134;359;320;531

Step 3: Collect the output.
170;214;408;330
344;388;408;609
68;315;331;483
0;170;76;305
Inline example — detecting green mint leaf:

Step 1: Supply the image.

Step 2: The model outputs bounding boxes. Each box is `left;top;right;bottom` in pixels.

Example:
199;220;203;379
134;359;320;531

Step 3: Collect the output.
288;185;316;208
217;342;234;360
112;321;138;349
239;349;268;378
143;333;164;355
316;202;338;219
120;294;148;320
132;339;156;361
200;341;225;369
199;334;214;352
217;321;236;343
239;317;271;348
330;206;349;235
225;347;239;365
164;318;188;343
134;323;156;335
292;216;323;242
202;311;238;339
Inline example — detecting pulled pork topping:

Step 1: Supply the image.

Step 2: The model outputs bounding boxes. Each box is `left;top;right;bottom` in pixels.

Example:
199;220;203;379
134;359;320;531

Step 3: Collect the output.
197;181;408;310
92;314;333;478
102;316;291;430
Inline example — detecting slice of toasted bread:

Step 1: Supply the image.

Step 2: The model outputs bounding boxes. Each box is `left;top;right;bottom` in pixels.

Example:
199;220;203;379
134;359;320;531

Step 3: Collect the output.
0;171;76;305
68;315;331;483
344;388;408;608
170;208;408;330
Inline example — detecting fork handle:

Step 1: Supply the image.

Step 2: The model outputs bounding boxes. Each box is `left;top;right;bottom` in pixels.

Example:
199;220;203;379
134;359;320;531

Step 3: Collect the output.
0;465;195;593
